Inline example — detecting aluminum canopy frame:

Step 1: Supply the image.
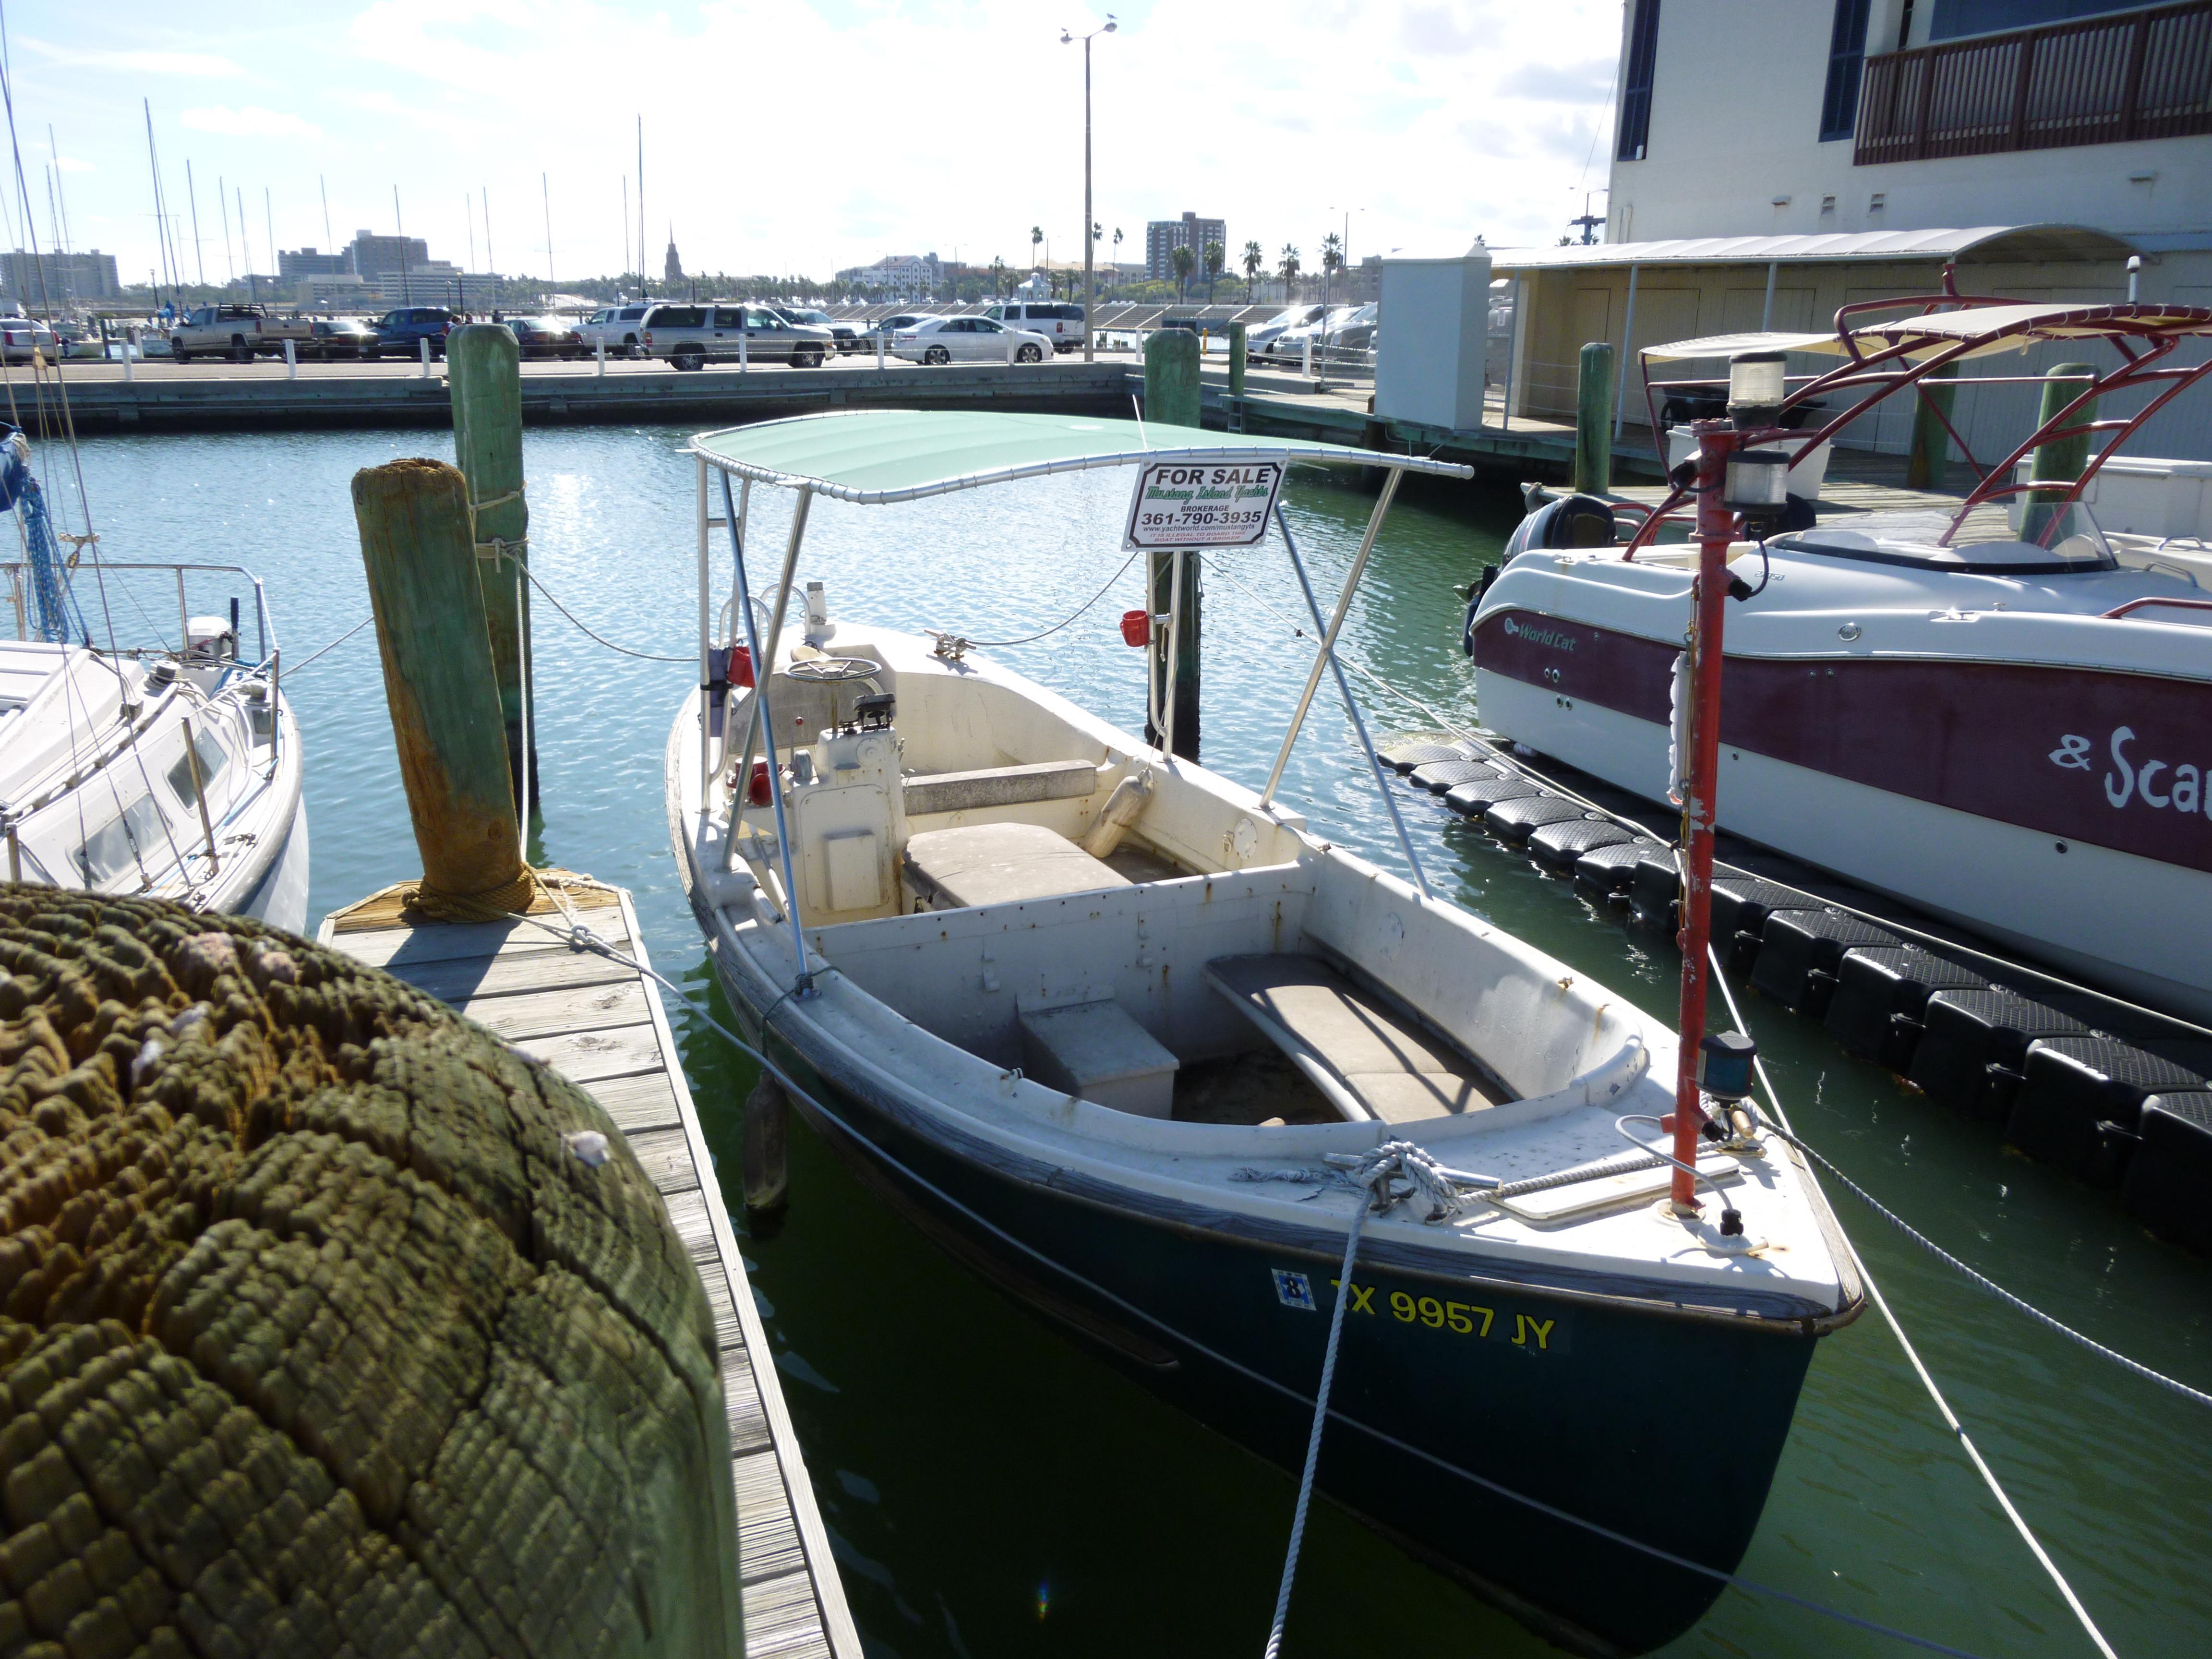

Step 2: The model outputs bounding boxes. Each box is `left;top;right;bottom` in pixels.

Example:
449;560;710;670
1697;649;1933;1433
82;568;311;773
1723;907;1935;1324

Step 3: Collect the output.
1625;276;2212;551
686;410;1475;962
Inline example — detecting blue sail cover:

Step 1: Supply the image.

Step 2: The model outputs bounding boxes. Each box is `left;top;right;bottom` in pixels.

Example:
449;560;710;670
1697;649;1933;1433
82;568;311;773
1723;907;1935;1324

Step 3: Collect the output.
2;430;78;643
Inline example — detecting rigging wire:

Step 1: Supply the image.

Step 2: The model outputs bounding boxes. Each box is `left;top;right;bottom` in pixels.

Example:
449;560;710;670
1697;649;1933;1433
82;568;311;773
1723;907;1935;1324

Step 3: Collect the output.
948;547;1142;648
278;614;373;679
519;561;692;662
1708;953;2124;1659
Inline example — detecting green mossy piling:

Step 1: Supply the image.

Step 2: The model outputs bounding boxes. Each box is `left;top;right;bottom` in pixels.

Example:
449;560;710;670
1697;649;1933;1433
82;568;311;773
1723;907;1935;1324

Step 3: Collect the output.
0;887;742;1657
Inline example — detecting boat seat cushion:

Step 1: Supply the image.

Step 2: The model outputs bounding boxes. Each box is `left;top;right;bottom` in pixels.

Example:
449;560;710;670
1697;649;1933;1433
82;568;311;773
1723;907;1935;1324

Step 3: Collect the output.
903;759;1098;817
902;822;1130;910
1204;954;1503;1123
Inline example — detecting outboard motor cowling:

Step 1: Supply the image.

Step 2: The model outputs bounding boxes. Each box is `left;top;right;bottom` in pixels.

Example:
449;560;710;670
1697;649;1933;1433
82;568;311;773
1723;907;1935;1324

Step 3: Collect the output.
1464;493;1617;655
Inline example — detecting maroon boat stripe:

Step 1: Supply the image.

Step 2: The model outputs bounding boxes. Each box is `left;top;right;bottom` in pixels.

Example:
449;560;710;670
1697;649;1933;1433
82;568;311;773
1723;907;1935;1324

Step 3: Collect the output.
1472;609;2212;875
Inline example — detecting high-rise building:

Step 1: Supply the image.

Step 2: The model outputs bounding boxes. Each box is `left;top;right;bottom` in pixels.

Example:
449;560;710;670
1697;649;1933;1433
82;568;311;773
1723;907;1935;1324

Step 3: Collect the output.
278;247;351;281
665;232;684;284
348;230;430;280
1145;213;1226;284
0;249;121;303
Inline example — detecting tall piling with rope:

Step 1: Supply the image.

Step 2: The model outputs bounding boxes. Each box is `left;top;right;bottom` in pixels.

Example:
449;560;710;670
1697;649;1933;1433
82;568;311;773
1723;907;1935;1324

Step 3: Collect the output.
352;457;524;905
1143;329;1203;759
448;321;538;813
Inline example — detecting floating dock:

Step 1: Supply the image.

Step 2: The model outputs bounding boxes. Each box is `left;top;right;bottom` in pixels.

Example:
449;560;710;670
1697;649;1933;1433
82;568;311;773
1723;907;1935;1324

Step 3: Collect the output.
317;886;862;1659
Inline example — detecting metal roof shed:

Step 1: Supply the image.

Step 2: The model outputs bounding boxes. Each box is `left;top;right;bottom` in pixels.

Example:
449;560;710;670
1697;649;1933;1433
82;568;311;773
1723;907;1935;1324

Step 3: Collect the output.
1486;224;2140;441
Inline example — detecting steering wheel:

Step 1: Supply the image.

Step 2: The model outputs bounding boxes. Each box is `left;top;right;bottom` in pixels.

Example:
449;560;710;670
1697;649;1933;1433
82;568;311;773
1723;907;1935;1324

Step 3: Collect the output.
784;656;882;683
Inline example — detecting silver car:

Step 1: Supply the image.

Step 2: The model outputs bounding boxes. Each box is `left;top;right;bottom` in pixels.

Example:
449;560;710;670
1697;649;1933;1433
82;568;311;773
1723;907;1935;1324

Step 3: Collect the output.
640;302;833;370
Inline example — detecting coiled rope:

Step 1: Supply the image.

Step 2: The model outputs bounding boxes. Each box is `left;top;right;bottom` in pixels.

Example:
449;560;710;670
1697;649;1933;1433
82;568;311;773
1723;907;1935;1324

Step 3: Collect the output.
488;901;1986;1657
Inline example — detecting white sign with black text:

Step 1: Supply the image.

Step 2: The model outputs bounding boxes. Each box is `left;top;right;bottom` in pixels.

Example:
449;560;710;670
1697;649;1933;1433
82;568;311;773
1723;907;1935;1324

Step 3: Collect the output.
1123;458;1285;550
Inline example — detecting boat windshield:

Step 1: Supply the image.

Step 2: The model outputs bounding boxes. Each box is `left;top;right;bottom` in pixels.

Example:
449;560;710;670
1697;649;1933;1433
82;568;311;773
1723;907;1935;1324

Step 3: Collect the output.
1771;507;2117;576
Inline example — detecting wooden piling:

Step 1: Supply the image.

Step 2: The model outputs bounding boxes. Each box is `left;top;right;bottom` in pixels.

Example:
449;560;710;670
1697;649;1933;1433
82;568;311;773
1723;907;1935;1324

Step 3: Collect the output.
1228;322;1247;401
1905;360;1958;491
1573;341;1614;496
1142;329;1203;759
353;457;523;901
1143;328;1202;429
448;322;538;811
2024;362;2096;544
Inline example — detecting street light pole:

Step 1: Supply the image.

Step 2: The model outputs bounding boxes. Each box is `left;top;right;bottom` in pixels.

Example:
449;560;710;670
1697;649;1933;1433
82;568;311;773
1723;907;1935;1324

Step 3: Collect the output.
1063;15;1117;363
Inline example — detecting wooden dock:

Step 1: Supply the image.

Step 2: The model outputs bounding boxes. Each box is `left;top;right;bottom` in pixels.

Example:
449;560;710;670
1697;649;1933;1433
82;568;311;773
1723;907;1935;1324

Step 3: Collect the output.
317;886;861;1659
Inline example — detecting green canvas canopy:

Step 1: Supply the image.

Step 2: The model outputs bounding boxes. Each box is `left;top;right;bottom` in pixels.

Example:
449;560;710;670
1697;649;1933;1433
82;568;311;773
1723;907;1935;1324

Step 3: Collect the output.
690;409;1473;504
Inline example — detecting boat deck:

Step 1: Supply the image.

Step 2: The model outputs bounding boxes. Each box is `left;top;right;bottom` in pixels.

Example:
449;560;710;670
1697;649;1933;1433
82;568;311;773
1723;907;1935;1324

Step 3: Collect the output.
317;887;860;1659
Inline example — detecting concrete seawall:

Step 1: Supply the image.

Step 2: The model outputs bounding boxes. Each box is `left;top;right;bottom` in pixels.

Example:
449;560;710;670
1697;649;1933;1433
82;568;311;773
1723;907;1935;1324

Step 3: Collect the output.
48;357;1137;434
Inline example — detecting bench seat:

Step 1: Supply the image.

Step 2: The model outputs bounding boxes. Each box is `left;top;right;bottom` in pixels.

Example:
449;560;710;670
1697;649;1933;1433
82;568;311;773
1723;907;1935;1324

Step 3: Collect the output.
902;759;1098;817
1205;954;1505;1123
902;822;1130;910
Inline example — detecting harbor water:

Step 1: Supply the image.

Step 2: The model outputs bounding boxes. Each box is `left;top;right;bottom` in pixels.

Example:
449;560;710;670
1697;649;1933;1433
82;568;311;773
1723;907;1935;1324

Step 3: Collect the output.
74;425;2211;1656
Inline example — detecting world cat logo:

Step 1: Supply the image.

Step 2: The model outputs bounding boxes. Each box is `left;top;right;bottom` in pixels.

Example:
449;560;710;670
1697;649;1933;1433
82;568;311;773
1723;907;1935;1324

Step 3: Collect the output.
2052;726;2205;814
1501;615;1576;652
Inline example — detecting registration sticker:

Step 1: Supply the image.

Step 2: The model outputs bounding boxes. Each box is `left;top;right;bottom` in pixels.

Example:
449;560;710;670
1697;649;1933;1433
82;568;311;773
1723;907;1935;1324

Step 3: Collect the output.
1272;1269;1317;1311
1307;1276;1567;1354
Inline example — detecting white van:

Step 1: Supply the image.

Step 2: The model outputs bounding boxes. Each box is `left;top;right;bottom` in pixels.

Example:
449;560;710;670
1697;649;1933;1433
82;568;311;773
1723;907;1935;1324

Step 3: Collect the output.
982;301;1085;353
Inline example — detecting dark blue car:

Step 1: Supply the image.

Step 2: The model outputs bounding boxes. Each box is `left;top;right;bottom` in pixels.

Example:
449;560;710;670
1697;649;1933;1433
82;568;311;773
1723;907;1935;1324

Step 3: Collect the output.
369;307;455;360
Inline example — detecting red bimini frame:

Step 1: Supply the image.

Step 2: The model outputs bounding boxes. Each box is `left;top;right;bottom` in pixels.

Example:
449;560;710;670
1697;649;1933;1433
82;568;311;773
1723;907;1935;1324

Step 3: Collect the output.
1624;266;2212;557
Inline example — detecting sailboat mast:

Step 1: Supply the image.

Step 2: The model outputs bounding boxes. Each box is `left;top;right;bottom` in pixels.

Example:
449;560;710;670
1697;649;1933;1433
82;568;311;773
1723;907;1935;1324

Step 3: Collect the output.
46;125;71;252
320;174;333;252
637;116;645;298
143;100;171;302
184;160;205;286
541;173;554;293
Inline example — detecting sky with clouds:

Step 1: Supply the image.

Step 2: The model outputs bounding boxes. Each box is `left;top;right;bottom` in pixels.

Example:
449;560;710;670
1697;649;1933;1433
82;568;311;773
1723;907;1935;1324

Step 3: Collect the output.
0;0;1622;286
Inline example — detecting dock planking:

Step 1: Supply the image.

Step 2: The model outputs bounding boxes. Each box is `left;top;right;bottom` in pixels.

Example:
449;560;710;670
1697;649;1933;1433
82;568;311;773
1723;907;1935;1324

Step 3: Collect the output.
318;886;860;1659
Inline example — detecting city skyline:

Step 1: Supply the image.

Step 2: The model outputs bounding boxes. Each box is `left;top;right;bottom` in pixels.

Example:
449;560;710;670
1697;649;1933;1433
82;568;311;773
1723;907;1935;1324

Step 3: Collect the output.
0;0;1622;290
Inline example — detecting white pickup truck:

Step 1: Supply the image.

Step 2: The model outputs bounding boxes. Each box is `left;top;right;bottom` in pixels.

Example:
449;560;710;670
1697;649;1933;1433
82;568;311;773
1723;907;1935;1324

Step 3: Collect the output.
169;305;316;363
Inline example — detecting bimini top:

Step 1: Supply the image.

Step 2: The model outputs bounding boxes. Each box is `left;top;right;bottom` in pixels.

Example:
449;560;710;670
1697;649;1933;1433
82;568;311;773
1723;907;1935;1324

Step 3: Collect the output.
690;409;1473;503
1643;301;2212;362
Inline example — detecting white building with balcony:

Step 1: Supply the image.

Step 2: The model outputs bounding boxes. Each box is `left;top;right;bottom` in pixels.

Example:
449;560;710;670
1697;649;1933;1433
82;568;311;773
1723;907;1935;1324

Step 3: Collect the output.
1493;0;2212;460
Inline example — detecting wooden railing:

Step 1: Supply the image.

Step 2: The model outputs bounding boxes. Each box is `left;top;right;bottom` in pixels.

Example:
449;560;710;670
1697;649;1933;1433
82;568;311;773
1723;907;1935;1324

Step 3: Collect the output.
1854;0;2212;164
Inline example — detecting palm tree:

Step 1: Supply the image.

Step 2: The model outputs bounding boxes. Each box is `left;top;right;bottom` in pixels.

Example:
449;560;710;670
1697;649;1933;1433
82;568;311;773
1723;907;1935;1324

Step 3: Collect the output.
990;255;1008;297
1031;226;1043;275
1202;240;1224;301
1279;244;1301;299
1321;232;1344;307
1170;243;1196;303
1241;240;1263;301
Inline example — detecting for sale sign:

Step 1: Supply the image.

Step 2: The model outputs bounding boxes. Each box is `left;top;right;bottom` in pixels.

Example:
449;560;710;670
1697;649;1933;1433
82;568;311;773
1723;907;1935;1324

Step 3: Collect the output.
1123;458;1284;550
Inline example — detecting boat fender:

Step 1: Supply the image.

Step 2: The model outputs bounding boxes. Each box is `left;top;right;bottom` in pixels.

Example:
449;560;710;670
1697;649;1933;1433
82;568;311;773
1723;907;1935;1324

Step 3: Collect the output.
1080;769;1154;859
1665;652;1690;805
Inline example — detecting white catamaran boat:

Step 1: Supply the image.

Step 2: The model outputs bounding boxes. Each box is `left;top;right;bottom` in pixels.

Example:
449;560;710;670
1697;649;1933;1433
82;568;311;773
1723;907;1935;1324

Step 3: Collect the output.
1;429;307;929
1467;292;2212;1021
666;410;1861;1655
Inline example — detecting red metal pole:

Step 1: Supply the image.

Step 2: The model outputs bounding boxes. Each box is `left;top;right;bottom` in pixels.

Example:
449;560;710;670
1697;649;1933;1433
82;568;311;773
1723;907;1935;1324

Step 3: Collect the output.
1672;421;1737;1208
